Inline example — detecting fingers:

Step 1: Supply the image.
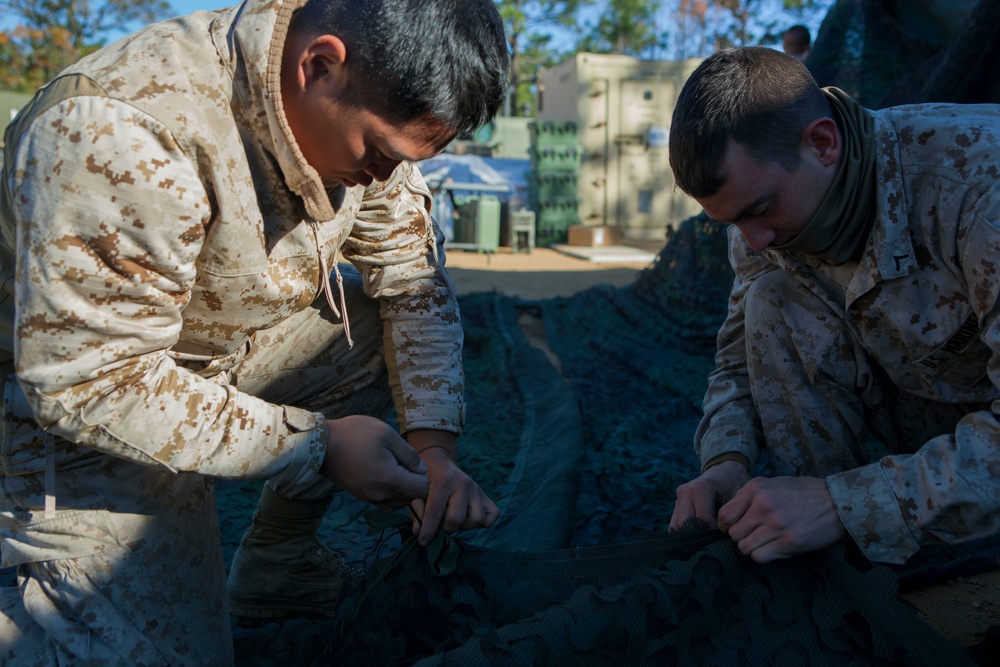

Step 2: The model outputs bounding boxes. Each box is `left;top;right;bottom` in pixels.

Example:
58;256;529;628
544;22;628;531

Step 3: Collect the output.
385;435;428;475
717;488;753;533
417;481;476;545
409;499;425;535
416;485;450;545
670;461;751;532
481;496;500;528
410;484;500;545
670;482;723;531
718;477;838;564
322;416;430;506
742;532;784;564
668;494;696;532
381;467;429;507
692;492;721;528
397;447;500;545
374;435;430;506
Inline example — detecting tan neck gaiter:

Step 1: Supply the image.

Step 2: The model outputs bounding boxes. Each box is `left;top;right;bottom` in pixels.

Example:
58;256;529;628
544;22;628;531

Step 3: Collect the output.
772;87;877;265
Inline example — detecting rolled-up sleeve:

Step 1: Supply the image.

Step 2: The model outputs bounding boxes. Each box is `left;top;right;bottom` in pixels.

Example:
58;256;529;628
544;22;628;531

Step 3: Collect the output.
342;162;464;435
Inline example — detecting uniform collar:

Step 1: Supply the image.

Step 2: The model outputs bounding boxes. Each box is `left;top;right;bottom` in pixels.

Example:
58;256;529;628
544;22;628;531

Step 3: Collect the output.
213;0;337;221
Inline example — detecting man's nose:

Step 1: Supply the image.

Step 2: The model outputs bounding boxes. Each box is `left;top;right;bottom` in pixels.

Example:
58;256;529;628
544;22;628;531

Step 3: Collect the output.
738;224;775;252
365;159;401;183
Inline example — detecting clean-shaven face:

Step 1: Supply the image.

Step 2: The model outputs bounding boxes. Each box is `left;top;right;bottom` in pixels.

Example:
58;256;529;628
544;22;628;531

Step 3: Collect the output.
294;100;453;188
696;139;834;251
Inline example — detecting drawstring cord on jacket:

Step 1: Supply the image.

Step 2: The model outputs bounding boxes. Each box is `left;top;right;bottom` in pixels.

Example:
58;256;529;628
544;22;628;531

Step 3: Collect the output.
312;225;353;348
44;432;55;517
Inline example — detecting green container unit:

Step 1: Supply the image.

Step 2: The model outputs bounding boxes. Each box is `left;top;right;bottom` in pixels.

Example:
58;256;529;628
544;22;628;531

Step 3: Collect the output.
453;195;501;253
535;221;572;247
527;119;582;247
529;169;580;242
528;144;584;172
528;167;580;213
534;196;579;247
528;120;579;148
528;170;579;201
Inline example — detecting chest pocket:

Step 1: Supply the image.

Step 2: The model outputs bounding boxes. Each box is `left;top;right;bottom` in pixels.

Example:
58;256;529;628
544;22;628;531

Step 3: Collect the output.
914;313;991;388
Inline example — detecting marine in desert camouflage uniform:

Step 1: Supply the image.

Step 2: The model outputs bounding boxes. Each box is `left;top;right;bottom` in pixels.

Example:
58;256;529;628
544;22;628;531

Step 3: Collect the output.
0;0;509;663
666;47;1000;567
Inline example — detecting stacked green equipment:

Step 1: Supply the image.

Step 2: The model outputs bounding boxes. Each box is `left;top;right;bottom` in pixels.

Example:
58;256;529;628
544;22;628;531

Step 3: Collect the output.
528;120;581;246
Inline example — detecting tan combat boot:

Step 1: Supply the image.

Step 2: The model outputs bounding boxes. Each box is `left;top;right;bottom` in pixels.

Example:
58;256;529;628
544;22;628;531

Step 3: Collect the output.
227;486;346;619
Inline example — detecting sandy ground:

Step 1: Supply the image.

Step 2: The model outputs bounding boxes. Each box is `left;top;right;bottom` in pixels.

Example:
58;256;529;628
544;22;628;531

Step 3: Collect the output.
444;241;1000;653
905;573;1000;647
443;245;655;299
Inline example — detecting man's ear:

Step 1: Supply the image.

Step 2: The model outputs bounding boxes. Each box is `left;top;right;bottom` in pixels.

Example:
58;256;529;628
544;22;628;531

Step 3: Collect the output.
801;117;841;167
293;34;350;96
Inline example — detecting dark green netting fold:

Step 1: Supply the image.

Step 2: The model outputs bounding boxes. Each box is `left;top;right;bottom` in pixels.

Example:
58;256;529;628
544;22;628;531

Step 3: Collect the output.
464;294;582;552
234;527;974;667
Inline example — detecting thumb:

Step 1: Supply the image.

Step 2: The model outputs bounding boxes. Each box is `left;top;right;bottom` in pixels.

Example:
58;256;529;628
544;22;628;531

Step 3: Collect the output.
385;436;428;475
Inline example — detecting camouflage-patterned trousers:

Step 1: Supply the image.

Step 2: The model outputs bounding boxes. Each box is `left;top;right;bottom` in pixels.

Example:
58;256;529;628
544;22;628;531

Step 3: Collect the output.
0;267;391;666
743;269;966;477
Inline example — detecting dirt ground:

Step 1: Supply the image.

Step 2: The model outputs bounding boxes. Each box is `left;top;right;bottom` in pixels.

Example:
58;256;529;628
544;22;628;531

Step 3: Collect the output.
443;245;654;299
443;242;1000;653
904;572;1000;647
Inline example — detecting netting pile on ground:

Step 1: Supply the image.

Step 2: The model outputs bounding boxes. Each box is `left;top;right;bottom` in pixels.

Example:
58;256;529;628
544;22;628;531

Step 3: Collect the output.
334;527;981;666
538;214;731;546
223;215;995;664
233;526;977;666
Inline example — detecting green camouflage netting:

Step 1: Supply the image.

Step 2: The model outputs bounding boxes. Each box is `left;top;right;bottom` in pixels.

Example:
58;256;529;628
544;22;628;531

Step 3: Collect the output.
225;215;995;664
233;525;975;666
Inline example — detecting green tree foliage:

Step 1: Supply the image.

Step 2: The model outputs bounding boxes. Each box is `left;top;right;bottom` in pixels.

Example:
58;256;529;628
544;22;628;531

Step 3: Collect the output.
669;0;832;58
0;0;171;92
496;0;593;117
578;0;664;57
715;0;829;48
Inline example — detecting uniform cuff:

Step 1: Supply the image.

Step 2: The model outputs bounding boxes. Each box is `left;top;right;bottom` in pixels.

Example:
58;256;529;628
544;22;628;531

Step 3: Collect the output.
703;452;751;473
827;462;921;565
397;404;464;436
265;409;327;489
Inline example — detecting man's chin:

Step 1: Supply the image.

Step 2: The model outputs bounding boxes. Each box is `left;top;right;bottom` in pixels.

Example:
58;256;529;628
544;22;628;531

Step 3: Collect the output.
321;174;372;189
339;176;373;189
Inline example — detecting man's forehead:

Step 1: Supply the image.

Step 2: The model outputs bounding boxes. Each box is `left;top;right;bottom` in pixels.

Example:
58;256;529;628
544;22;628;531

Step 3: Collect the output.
698;143;772;222
387;115;455;161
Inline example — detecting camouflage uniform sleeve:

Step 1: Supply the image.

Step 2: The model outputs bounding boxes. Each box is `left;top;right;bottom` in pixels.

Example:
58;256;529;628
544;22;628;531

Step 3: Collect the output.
342;162;464;435
8;96;325;486
694;226;773;472
828;181;1000;565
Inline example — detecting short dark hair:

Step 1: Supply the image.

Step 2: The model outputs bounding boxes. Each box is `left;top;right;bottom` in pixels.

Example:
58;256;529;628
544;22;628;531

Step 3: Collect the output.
783;25;811;54
291;0;510;136
668;46;830;198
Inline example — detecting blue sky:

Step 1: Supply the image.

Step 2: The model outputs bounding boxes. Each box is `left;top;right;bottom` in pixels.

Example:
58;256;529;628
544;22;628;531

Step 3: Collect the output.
142;1;233;32
165;1;233;18
6;1;830;60
0;1;233;40
157;1;830;57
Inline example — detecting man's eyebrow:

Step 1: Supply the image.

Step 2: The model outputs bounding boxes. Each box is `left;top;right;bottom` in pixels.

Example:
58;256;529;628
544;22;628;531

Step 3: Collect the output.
378;143;409;162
